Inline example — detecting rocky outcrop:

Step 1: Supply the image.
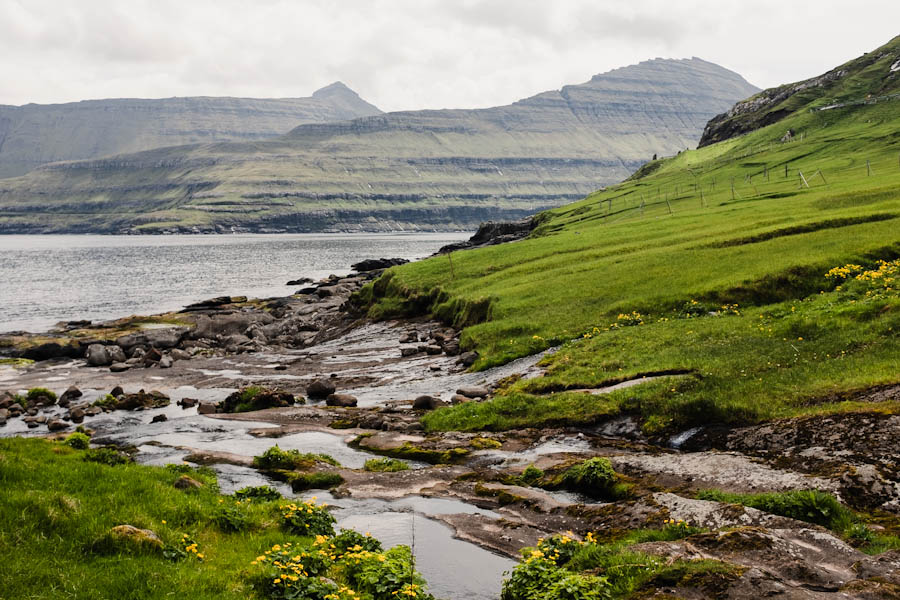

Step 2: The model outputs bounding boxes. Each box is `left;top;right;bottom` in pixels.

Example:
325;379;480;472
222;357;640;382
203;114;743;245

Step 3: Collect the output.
698;35;900;147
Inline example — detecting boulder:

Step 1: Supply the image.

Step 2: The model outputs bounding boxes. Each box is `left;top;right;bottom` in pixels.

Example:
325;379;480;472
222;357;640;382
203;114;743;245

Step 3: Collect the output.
108;345;127;363
220;388;295;413
197;401;219;415
110;386;125;398
400;346;419;357
424;345;443;355
151;414;168;424
169;348;191;361
286;277;313;286
0;391;13;409
85;344;112;367
108;525;163;550
47;419;68;432
456;385;489;399
326;394;358;408
0;408;8;425
441;340;461;356
109;362;130;373
178;397;198;409
412;395;446;411
351;258;409;272
116;327;189;351
450;394;471;405
457;352;478;367
142;348;163;364
58;386;82;408
115;390;170;411
158;356;173;369
307;379;336;399
399;331;419;344
69;407;85;423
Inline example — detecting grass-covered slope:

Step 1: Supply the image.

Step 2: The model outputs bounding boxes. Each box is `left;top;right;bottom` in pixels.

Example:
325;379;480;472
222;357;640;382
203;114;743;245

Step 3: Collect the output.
362;39;900;433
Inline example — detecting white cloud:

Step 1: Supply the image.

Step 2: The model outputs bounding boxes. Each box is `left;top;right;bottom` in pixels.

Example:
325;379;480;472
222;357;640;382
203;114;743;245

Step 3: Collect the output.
0;0;898;111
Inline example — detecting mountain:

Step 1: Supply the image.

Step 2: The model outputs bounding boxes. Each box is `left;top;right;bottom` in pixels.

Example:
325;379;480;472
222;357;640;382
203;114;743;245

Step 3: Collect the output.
0;59;758;233
0;82;382;178
699;34;900;147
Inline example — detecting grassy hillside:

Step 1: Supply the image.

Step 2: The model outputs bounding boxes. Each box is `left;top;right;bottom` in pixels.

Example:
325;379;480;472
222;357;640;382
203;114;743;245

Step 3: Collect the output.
362;40;900;433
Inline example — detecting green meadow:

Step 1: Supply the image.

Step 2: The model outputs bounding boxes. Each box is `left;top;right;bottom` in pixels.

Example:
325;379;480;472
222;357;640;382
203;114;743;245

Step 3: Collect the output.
364;47;900;433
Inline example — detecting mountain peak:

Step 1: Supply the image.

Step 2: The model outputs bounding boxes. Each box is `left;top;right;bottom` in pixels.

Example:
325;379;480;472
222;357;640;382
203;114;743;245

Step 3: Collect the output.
312;81;357;98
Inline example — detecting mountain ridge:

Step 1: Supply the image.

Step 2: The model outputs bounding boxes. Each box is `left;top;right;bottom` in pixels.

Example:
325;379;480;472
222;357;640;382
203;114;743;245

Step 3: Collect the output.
0;58;758;234
0;83;382;179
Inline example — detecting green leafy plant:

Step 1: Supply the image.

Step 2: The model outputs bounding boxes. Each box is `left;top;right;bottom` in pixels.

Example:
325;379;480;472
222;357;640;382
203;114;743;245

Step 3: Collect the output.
280;499;336;536
329;529;383;556
213;500;250;533
83;447;133;466
340;545;433;600
64;432;91;450
559;458;621;499
163;533;203;562
519;465;545;486
234;485;282;502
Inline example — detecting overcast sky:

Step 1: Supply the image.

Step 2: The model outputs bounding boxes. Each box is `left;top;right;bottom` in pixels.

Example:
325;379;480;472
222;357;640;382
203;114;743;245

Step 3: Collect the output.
2;0;898;112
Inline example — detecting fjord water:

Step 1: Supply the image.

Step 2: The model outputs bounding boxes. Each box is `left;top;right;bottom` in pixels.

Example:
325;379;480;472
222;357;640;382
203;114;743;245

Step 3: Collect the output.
0;233;469;333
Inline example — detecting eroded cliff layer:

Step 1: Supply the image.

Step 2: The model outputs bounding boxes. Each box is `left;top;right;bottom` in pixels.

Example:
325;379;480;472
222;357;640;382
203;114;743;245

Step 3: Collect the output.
0;59;758;233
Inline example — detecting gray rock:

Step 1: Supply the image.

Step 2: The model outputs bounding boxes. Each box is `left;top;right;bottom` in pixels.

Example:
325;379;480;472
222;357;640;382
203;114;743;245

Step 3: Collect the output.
412;395;446;410
178;397;198;408
69;407;85;423
108;345;127;363
307;379;336;399
326;394;358;407
84;406;102;417
158;356;173;369
0;408;8;425
116;327;189;351
400;346;419;357
450;394;471;405
457;351;478;367
110;386;125;397
47;419;68;432
151;414;168;423
399;331;419;344
109;362;130;372
58;385;82;407
108;525;163;550
424;345;443;355
456;385;489;399
169;348;191;361
197;401;218;415
85;344;111;366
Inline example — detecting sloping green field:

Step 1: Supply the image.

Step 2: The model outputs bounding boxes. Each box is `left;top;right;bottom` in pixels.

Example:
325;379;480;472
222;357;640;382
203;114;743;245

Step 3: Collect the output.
364;42;900;432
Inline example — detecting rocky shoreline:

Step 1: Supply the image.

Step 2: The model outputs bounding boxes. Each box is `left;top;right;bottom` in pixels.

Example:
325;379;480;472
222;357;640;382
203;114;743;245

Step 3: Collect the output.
2;256;899;598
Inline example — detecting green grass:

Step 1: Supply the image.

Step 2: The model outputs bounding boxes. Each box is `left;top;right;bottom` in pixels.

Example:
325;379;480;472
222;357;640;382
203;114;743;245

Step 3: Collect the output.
0;438;436;599
0;437;303;599
363;458;410;472
696;488;900;555
366;68;900;433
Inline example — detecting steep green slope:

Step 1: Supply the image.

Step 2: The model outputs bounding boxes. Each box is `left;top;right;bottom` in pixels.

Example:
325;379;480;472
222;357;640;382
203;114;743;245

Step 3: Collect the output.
0;59;757;233
0;82;381;179
362;38;900;432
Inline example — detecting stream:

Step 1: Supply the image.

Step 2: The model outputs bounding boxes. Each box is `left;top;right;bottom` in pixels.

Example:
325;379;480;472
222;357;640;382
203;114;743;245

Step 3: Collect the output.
2;383;517;600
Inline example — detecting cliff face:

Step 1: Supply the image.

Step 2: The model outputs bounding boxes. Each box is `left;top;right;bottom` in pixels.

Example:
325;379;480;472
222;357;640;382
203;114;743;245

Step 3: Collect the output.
0;59;758;233
699;35;900;147
0;82;381;178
